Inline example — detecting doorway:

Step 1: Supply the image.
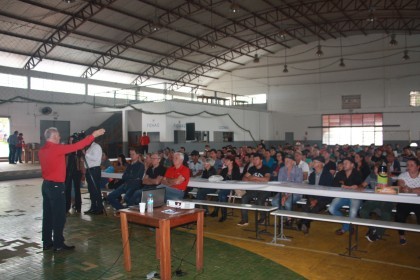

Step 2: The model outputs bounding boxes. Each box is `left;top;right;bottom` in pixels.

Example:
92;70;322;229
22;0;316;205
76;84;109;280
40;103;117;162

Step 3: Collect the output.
0;117;10;158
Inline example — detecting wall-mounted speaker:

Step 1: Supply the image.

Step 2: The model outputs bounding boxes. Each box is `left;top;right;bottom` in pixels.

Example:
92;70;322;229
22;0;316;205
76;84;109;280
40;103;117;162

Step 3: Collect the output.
186;123;195;141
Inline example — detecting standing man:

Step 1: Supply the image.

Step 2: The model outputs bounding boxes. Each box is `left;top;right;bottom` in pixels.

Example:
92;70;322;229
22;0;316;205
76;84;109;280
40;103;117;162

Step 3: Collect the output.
39;127;105;251
140;132;150;155
8;130;18;164
83;139;103;215
65;136;83;214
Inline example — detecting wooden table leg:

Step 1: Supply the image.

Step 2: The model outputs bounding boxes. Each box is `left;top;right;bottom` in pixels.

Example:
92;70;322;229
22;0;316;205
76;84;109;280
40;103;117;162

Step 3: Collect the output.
156;228;160;259
120;213;131;271
159;219;171;280
196;211;204;271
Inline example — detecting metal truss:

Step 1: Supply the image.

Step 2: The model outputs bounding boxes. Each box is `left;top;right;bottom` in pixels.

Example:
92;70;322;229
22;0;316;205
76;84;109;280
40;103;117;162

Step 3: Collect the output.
169;0;420;88
22;0;116;70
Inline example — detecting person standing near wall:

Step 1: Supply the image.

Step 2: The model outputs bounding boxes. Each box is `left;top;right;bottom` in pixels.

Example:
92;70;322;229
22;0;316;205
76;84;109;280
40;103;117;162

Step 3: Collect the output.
8;130;18;164
83;139;103;215
39;127;105;251
15;132;24;163
140;132;150;155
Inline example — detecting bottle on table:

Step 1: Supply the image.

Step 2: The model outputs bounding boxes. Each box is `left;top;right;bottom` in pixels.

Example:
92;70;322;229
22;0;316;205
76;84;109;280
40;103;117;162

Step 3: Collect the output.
147;193;154;213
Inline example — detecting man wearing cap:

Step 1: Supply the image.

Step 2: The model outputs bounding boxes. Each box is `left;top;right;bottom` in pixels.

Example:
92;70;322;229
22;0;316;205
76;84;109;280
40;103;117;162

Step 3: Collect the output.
188;150;203;178
321;150;336;176
272;153;303;226
298;156;334;234
328;157;363;235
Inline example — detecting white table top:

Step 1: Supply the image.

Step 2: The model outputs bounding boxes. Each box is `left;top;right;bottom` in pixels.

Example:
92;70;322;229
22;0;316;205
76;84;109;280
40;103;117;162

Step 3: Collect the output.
187;178;420;204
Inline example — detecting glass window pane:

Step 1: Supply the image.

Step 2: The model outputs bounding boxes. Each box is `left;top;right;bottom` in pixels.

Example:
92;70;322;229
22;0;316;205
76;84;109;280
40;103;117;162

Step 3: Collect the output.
374;113;383;125
329;115;340;126
340;115;351;126
351;114;363;126
322;115;329;126
363;114;375;125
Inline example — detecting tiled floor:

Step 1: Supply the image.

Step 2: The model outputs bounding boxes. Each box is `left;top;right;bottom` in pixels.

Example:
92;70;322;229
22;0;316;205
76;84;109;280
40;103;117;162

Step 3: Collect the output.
0;178;303;280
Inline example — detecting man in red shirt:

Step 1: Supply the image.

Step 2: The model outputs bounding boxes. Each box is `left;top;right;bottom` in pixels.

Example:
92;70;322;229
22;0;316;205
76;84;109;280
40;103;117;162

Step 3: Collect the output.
139;132;150;155
39;127;105;252
159;152;190;200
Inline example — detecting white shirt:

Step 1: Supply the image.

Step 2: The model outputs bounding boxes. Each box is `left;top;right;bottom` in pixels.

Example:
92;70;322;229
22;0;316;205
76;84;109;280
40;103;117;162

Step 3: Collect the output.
397;172;420;188
188;160;203;176
85;142;102;168
297;160;310;174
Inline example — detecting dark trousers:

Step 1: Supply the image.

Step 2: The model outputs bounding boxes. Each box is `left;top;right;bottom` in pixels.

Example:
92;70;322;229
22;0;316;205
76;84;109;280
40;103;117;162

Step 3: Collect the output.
8;144;16;163
65;170;82;212
15;147;22;162
108;184;139;210
86;166;102;211
395;203;420;235
42;180;66;248
241;190;270;222
141;145;149;155
196;188;217;213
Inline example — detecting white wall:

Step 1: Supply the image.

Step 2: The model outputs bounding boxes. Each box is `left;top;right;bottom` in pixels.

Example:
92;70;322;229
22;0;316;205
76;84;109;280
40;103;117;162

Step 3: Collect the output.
207;34;420;143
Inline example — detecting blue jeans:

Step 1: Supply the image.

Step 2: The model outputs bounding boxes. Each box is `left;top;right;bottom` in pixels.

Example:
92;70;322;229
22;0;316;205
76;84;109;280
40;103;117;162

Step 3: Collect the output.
328;198;362;232
108;184;139;210
15;148;22;162
158;184;185;201
271;193;303;210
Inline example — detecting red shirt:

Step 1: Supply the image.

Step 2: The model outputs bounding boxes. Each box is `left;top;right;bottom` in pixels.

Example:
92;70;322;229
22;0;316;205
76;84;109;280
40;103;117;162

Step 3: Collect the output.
164;164;190;191
140;135;150;146
38;135;94;182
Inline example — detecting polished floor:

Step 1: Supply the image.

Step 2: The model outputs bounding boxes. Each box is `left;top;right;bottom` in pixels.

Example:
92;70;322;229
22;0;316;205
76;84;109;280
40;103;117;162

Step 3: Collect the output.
0;162;419;279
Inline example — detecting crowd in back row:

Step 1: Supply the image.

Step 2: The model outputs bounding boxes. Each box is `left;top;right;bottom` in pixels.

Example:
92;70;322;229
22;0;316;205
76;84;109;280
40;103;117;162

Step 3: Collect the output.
94;141;420;245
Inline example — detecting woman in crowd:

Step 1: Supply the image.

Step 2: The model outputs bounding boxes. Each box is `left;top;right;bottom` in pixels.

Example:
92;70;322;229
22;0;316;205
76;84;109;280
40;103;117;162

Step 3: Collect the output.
196;158;217;216
211;155;241;222
354;151;371;181
271;152;284;181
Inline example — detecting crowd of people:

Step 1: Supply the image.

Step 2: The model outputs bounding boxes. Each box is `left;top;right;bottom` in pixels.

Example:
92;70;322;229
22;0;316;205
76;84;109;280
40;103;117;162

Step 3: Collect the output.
98;141;419;245
36;123;419;252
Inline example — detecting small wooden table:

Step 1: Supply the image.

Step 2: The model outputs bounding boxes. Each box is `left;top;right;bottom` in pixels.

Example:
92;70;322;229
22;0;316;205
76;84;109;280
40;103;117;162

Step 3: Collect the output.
119;207;204;280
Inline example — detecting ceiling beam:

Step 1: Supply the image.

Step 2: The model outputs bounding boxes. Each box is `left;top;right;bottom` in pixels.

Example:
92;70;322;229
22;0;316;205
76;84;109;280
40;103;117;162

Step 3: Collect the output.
22;0;117;70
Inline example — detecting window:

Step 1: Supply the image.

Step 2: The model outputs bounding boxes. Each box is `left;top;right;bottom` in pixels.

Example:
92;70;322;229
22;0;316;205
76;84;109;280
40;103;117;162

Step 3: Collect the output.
322;113;383;146
0;73;27;89
31;77;84;95
410;91;420;107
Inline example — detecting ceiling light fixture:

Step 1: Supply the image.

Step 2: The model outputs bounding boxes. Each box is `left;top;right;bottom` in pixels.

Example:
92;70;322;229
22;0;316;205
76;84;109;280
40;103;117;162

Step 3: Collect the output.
253;54;260;63
316;44;323;56
389;34;398;46
367;7;375;22
63;0;76;3
403;50;410;60
151;18;162;31
278;30;286;40
230;2;239;13
283;48;288;73
339;37;345;67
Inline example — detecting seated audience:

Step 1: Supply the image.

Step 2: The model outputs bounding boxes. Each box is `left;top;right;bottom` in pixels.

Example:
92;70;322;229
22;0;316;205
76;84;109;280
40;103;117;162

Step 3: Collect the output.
196;158;217;215
107;148;145;211
297;156;334;234
360;163;394;242
354;152;371;181
272;154;303;226
395;157;420;245
129;152;166;205
328;157;363;235
188;150;203;178
238;153;271;226
158;152;190;200
271;152;284;180
385;152;401;175
211;155;240;222
295;150;310;180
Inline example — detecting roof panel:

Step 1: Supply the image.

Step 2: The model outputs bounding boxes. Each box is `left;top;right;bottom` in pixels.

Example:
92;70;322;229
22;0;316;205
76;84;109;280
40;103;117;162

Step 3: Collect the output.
61;34;115;53
0;34;40;54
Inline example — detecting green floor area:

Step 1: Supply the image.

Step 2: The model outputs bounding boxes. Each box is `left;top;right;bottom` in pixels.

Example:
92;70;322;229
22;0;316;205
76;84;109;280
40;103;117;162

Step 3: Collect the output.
0;179;305;280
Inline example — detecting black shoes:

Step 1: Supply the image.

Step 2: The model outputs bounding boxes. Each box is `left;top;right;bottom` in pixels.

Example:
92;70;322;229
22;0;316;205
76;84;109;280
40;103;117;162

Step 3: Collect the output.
90;210;104;215
54;244;75;252
219;216;227;222
43;244;53;251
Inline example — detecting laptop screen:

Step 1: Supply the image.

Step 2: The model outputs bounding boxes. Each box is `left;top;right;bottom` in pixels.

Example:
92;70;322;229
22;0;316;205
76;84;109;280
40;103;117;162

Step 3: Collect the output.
140;187;166;208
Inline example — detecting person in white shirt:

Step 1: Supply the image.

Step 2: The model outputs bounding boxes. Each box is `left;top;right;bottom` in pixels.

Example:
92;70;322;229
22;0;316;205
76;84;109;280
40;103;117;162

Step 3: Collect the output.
395;157;420;245
188;150;203;178
83;141;103;215
295;150;310;180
